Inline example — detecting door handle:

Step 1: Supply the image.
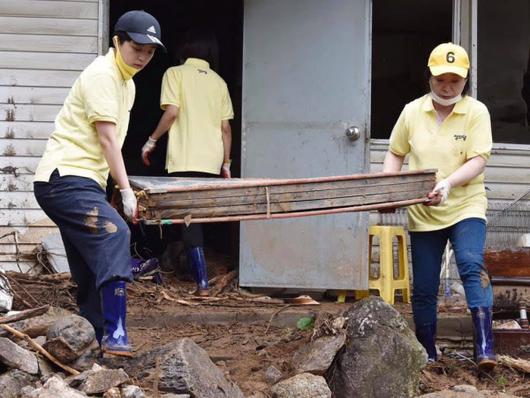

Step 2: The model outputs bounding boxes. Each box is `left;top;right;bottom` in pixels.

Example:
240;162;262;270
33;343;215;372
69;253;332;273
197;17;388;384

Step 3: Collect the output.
345;126;361;141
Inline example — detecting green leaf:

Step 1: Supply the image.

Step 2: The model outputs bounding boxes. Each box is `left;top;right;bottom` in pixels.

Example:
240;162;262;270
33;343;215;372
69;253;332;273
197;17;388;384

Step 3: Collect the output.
296;316;315;331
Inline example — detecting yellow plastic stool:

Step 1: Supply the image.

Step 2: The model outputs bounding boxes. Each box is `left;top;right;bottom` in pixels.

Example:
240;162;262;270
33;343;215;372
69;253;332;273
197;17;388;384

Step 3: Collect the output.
366;225;411;305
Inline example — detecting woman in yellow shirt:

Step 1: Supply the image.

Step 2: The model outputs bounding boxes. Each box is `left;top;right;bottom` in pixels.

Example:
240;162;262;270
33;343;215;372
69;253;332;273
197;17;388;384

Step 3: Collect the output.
34;10;165;356
141;30;234;296
383;43;495;371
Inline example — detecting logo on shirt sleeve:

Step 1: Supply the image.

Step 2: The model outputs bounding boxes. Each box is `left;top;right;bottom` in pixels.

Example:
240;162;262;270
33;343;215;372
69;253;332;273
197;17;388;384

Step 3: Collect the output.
453;134;467;141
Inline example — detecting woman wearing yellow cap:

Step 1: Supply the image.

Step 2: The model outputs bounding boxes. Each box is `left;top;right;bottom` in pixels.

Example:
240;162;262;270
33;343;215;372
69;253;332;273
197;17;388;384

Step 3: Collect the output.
382;43;495;370
33;10;165;357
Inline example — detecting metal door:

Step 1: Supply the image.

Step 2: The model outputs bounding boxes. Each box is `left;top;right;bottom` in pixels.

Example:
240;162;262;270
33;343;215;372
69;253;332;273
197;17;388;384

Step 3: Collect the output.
240;0;371;290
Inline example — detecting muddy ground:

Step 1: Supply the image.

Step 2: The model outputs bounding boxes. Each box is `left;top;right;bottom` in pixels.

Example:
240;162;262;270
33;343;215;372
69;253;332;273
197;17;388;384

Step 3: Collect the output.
6;251;530;397
125;289;530;397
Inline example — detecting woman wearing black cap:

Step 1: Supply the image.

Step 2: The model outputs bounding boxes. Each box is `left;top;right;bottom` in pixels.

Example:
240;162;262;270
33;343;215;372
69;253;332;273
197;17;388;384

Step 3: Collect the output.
33;10;165;357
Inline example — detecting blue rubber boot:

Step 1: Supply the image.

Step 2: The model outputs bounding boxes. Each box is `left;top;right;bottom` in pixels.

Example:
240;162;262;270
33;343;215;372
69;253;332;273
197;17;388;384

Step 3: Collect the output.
471;307;496;371
100;280;132;357
187;247;209;296
415;322;437;362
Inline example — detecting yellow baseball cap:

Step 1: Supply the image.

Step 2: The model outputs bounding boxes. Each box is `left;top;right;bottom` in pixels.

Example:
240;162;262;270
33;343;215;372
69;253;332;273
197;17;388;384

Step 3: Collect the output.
428;42;469;78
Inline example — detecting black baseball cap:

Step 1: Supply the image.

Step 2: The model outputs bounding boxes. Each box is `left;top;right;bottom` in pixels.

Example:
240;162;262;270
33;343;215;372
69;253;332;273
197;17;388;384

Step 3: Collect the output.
114;10;166;52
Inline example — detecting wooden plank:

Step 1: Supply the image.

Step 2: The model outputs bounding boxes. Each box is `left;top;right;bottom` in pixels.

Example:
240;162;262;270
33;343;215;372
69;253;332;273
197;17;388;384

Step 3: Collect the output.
0;253;36;262
0;104;61;122
0;1;98;19
0;33;97;53
149;176;434;204
0;156;40;174
0;51;95;71
144;198;427;225
151;188;429;219
0;261;34;272
0;226;58;244
134;173;435;200
0;121;54;139
0;242;39;255
0;86;69;105
0;69;78;88
150;180;434;210
0;139;48;157
0;174;34;191
0;209;50;226
0;191;40;209
0;16;97;36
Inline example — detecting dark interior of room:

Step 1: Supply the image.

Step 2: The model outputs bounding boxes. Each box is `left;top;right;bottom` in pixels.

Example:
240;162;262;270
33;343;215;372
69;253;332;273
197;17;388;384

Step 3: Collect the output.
371;0;452;139
109;0;243;262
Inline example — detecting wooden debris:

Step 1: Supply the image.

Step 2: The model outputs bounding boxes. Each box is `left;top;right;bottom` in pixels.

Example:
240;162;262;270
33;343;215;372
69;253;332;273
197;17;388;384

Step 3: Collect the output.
0;305;50;324
160;290;197;306
0;323;80;375
499;355;530;373
265;305;291;334
129;170;436;224
210;270;238;296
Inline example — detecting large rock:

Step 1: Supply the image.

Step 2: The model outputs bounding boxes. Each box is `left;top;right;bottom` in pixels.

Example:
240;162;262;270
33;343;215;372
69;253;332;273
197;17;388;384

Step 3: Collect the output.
327;296;427;398
0;369;37;398
44;314;97;364
271;373;331;398
121;338;244;397
0;337;39;374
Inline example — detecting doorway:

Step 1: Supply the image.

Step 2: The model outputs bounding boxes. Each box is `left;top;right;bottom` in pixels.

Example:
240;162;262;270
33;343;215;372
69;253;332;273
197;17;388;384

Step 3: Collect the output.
109;1;243;262
371;0;453;139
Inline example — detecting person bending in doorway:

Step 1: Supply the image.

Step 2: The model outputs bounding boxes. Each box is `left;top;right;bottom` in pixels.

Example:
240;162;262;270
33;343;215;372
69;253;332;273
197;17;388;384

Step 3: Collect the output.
33;10;166;357
141;29;234;296
382;43;496;371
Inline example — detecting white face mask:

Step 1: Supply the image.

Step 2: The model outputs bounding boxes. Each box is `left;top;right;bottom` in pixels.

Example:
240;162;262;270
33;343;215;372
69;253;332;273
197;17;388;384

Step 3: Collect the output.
430;91;462;106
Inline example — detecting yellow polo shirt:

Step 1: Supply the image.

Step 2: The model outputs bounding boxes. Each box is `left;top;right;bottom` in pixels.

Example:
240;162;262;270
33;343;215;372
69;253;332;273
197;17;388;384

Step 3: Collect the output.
389;94;492;231
161;58;234;174
34;49;135;188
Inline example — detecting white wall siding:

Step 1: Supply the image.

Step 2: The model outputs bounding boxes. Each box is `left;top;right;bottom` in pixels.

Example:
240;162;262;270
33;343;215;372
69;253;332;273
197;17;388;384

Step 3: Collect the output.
0;0;100;271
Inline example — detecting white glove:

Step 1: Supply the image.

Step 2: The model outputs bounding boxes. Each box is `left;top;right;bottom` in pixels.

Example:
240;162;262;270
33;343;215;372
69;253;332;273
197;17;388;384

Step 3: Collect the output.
120;188;137;219
433;179;451;204
221;161;231;179
141;137;157;166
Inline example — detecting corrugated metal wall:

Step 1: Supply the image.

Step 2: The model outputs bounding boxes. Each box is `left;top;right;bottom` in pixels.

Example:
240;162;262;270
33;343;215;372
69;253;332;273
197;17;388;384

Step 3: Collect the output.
0;0;101;271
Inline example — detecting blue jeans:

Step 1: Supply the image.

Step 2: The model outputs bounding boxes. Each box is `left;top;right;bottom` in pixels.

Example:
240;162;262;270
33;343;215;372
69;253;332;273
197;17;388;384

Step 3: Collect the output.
410;218;493;327
34;170;132;334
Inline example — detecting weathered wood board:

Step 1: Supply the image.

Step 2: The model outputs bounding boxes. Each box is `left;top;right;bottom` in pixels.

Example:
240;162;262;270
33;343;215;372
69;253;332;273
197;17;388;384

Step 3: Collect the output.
129;170;436;224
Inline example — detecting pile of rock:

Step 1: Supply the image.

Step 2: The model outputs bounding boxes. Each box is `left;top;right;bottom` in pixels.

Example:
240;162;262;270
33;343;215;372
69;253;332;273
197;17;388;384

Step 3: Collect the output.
0;297;428;398
255;296;428;398
0;308;150;397
0;306;248;397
